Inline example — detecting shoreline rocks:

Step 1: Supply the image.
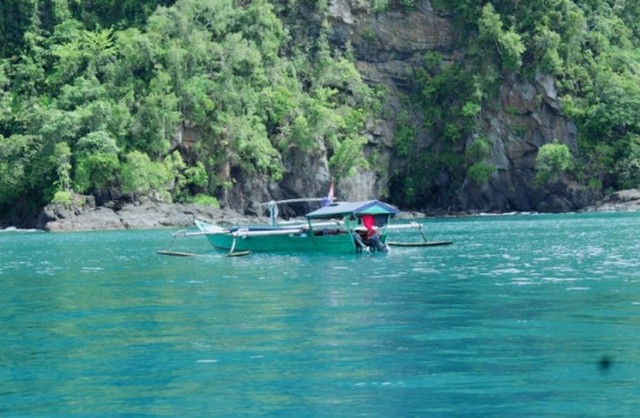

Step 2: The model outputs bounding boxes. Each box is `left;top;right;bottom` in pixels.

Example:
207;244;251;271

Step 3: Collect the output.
36;198;265;232
580;188;640;213
5;188;640;232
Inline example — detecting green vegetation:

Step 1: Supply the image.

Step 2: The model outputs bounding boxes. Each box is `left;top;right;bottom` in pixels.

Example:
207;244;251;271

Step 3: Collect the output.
390;0;640;206
466;137;496;185
390;49;481;207
2;0;640;220
0;0;379;219
535;142;575;187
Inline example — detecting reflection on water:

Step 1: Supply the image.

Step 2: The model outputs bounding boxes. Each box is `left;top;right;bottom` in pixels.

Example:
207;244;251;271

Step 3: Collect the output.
1;212;640;416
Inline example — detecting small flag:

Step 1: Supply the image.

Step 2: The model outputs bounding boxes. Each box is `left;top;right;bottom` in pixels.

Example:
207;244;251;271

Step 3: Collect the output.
321;182;335;207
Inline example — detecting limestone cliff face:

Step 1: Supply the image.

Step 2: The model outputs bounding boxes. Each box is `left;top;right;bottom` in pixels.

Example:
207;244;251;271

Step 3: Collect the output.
326;0;455;206
324;0;598;213
459;73;594;213
225;0;596;215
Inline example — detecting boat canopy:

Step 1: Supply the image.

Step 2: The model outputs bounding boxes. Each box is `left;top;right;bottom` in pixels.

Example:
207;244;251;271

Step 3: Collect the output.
305;200;399;220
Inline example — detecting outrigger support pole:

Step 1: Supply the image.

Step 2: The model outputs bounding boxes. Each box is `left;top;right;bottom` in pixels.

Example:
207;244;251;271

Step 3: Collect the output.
229;236;238;255
385;222;453;248
226;236;251;257
417;223;429;242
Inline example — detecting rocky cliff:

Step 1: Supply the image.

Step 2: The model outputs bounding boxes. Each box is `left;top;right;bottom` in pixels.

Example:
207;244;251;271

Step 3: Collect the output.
210;0;458;213
457;73;596;213
171;1;599;216
321;0;597;213
27;1;604;231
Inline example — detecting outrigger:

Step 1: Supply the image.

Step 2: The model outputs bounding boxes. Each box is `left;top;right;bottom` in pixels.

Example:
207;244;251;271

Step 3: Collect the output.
161;199;452;257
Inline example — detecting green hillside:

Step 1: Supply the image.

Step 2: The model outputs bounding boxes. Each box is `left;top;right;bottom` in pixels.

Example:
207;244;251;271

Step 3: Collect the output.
1;0;639;223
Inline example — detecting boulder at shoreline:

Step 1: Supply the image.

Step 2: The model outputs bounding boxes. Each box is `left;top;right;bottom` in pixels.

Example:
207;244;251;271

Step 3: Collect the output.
37;197;262;232
581;188;640;213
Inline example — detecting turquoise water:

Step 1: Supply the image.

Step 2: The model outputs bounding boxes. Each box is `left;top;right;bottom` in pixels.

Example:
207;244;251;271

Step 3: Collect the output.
2;212;640;417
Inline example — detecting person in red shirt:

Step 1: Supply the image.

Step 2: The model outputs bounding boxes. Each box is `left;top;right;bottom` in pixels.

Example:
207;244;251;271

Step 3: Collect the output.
352;214;388;253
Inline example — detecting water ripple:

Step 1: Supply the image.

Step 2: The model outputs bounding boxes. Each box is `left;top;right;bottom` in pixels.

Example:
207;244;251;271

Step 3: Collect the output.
2;213;640;416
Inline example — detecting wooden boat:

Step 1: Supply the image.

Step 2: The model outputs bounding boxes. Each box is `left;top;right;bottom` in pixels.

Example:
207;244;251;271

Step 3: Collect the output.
161;198;453;257
166;199;447;256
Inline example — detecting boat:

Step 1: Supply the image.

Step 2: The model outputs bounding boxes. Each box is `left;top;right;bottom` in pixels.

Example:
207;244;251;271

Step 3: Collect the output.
165;199;451;256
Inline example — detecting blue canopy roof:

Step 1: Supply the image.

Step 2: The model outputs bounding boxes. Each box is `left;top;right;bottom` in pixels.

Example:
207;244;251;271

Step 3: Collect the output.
305;200;399;220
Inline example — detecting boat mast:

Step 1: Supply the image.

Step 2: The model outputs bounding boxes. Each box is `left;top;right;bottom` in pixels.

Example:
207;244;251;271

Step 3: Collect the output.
260;198;326;226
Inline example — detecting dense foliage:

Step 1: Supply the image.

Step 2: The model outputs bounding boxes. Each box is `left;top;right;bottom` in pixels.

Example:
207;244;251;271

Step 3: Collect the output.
0;0;379;219
2;0;640;220
390;0;640;207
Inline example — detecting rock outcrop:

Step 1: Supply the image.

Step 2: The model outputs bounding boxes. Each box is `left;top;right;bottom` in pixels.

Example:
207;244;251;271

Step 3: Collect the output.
158;1;602;216
211;1;458;212
456;73;598;213
582;189;640;212
37;196;263;232
320;0;597;213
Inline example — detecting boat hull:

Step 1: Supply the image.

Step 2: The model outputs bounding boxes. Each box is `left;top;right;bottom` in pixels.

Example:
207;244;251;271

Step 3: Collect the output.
205;231;361;254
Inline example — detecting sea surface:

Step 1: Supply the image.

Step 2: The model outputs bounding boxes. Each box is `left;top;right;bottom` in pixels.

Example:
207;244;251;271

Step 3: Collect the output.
1;212;640;417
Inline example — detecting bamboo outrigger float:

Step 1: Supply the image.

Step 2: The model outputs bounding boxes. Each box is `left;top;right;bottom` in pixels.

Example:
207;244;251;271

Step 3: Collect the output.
162;199;452;257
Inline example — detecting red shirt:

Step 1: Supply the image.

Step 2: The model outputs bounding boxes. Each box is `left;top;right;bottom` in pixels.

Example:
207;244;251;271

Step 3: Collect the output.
362;215;376;239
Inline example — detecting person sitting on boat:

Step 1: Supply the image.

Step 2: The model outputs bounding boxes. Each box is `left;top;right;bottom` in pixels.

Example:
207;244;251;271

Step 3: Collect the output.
352;214;388;253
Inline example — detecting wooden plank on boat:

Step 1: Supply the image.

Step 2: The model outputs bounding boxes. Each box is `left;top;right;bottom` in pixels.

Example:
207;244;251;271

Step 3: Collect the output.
231;227;306;237
387;240;453;247
157;250;199;257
